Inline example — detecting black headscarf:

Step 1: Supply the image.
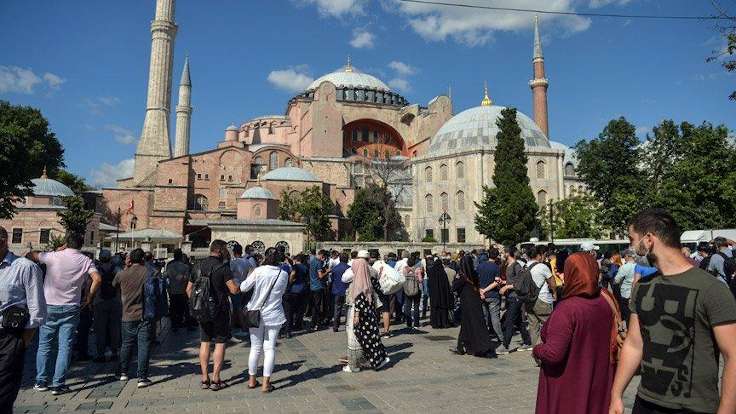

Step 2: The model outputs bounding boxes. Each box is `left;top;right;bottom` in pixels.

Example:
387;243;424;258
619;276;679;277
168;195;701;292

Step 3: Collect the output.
459;255;479;289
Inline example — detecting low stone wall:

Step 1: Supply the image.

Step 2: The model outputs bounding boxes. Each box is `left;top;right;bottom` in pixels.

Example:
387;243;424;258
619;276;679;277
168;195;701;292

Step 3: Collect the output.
316;241;485;257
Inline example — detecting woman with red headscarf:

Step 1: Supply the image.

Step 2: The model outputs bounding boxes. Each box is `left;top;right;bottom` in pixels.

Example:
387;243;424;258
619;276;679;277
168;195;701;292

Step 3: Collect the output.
533;252;623;414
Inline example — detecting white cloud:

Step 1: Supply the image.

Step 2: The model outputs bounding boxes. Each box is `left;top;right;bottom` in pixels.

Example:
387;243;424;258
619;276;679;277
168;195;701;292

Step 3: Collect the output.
83;96;120;115
388;78;411;92
105;124;136;145
388;61;416;76
0;66;42;94
589;0;631;8
267;67;314;93
388;0;592;46
42;72;65;90
350;28;375;48
299;0;366;17
90;158;135;187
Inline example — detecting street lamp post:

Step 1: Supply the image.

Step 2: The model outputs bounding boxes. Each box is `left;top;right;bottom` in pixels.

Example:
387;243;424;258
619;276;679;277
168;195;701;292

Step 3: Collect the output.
130;215;138;251
438;210;451;253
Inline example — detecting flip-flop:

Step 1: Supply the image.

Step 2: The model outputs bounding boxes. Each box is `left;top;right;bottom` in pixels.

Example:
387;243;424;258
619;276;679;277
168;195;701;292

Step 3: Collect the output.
210;381;228;391
247;381;260;389
200;379;210;389
262;384;276;393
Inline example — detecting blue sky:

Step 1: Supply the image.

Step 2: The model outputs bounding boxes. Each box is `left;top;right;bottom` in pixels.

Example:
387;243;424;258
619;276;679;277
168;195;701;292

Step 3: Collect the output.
1;0;734;187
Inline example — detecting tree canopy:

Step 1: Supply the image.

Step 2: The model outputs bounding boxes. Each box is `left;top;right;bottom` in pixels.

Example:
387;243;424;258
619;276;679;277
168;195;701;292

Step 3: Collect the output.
57;196;94;239
475;107;539;246
0;100;65;218
540;195;603;240
347;184;406;241
278;186;334;241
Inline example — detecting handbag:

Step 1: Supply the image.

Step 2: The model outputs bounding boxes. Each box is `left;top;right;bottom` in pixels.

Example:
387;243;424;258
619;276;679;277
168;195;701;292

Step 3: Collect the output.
240;270;280;329
1;305;30;333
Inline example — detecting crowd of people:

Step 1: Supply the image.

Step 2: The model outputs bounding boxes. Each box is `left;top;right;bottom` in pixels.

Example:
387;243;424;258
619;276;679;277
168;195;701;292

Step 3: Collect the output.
1;207;735;413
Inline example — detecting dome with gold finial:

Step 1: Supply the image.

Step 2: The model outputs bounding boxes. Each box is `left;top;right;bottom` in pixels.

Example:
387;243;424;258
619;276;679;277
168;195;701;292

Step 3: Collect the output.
306;57;391;92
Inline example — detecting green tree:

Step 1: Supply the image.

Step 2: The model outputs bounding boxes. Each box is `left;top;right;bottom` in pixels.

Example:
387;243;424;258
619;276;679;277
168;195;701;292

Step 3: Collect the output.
644;121;736;229
347;184;405;241
278;186;334;241
55;170;90;194
0;100;65;218
474;107;539;245
574;117;644;235
57;196;94;239
541;195;603;239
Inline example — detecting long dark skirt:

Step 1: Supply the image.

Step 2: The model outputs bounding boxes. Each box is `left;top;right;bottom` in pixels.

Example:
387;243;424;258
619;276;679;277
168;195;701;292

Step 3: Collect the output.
353;293;388;368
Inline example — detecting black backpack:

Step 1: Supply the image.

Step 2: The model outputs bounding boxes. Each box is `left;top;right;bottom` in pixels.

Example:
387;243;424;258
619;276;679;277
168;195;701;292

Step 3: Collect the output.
716;252;736;283
189;263;220;323
98;262;118;300
516;262;544;310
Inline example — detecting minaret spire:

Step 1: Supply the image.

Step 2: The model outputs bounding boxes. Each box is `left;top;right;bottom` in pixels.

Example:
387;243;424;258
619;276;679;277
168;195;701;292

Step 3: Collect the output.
529;15;550;138
480;81;492;106
345;55;353;72
134;0;178;184
174;56;192;157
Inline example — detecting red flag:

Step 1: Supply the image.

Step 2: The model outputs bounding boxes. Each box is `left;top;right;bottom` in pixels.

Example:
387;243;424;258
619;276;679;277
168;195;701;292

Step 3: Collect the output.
125;199;134;215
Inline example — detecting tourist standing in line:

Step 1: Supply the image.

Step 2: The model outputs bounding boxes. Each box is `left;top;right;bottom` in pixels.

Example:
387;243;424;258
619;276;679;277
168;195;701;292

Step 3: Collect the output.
33;233;102;395
113;248;155;388
228;244;252;333
165;248;193;332
427;257;452;329
534;252;621;414
0;226;46;412
478;249;504;341
526;245;556;346
93;250;122;362
402;255;422;329
450;256;493;358
610;209;736;414
284;254;309;336
187;240;240;391
241;247;288;393
370;251;392;338
351;251;390;369
308;250;329;331
330;253;349;332
498;247;533;354
613;249;637;324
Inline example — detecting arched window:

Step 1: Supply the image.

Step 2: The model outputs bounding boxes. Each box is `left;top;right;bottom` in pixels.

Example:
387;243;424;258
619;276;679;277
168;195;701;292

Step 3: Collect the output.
269;152;278;170
565;162;575;177
440;164;448;181
537;190;547;207
253;205;262;217
425;194;433;212
251;241;265;254
193;194;208;211
456;191;465;211
536;160;546;179
251;156;264;179
578;185;584;193
456;161;464;179
425;166;433;182
440;192;449;211
275;241;290;254
284;158;293;167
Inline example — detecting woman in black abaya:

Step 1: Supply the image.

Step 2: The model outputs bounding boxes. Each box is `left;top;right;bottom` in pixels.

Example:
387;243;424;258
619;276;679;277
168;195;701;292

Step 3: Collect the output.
428;258;452;329
450;256;493;357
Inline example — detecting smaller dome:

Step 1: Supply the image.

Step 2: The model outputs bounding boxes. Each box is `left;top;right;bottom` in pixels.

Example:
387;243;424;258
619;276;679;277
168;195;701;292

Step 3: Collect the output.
30;177;74;197
240;186;275;200
262;167;319;182
226;124;238;131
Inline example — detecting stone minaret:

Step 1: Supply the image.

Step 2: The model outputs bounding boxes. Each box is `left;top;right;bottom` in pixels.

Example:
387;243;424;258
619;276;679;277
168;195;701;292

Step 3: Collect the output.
529;15;549;138
134;0;177;184
174;56;192;157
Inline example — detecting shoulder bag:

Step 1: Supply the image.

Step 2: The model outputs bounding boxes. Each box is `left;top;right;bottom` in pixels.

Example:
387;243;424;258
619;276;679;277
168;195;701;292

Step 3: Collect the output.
240;270;280;329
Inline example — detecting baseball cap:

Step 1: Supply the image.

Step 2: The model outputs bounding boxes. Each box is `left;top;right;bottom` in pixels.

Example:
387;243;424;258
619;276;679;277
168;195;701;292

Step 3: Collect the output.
357;250;370;259
580;241;600;252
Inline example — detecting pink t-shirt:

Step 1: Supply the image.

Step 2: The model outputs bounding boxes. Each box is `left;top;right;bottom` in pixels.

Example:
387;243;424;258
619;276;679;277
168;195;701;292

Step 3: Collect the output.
39;249;98;306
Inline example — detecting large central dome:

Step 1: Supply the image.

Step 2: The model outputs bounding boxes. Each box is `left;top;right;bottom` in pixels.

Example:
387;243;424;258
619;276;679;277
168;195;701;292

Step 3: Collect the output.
428;105;550;155
306;64;390;92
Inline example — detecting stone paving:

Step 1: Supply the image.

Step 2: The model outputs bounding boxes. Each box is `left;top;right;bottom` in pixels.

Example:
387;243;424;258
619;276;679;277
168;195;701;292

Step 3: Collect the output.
14;319;640;414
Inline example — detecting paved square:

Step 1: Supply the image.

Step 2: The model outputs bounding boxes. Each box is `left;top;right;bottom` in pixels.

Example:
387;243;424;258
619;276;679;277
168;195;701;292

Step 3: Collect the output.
14;322;639;413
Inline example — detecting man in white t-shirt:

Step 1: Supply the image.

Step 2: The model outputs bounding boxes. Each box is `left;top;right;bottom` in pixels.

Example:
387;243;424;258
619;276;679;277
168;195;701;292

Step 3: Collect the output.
525;246;555;346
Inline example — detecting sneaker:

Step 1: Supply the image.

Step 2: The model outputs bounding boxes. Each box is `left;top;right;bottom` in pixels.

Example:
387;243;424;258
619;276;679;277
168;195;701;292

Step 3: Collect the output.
137;378;152;388
51;385;70;395
342;365;360;373
496;346;513;355
376;357;391;370
34;383;49;392
119;374;129;382
517;344;534;352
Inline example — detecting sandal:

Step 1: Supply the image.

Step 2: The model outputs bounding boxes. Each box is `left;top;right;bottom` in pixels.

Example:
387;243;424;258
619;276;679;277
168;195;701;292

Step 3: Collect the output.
210;380;228;391
247;381;260;389
200;378;210;389
262;384;276;393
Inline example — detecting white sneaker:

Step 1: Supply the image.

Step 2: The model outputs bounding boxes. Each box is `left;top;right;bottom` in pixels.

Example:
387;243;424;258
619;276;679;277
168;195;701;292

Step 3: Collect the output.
34;383;49;392
342;365;360;373
376;357;391;369
119;374;129;382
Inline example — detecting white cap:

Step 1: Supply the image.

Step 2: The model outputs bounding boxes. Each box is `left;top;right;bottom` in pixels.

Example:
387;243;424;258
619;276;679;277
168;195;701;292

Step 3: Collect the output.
357;250;370;259
580;241;599;252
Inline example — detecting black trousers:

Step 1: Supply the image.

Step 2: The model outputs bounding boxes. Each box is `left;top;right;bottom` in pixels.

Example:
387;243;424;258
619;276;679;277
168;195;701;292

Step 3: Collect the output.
75;306;92;357
502;295;531;348
0;331;25;413
169;294;190;328
332;294;346;331
632;396;709;414
283;293;303;333
310;290;325;327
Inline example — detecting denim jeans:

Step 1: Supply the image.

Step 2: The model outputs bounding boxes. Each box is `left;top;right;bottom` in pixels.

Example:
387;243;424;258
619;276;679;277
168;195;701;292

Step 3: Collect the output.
36;304;81;387
119;320;153;379
403;294;421;327
332;294;346;331
481;296;504;340
502;295;531;349
421;278;430;316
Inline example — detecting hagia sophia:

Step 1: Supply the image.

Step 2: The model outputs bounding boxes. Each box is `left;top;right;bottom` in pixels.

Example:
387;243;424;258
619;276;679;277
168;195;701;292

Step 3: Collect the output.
2;0;586;255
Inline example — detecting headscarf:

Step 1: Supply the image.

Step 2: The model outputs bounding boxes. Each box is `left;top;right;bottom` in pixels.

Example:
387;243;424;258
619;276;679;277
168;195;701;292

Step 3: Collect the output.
350;258;373;304
458;255;479;289
563;252;623;363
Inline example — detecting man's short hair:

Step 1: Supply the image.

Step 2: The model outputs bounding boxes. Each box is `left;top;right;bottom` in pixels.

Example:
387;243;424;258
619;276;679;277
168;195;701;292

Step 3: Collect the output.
210;239;228;255
714;237;729;247
489;248;500;260
144;251;154;262
533;245;547;259
350;251;358;259
65;232;84;249
173;248;183;261
232;244;243;255
507;246;518;258
129;248;145;264
628;208;682;249
318;249;328;257
339;253;348;263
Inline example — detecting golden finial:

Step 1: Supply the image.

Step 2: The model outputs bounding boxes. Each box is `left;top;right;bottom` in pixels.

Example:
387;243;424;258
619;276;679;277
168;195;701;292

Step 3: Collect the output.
481;81;492;106
41;165;48;179
345;55;353;73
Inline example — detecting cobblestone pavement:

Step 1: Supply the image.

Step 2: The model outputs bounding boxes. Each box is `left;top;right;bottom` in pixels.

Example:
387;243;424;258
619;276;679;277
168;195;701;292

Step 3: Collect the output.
15;319;640;414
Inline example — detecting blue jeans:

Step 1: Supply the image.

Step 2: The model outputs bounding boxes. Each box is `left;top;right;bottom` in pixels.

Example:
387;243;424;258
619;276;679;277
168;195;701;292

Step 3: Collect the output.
36;304;81;387
421;278;430;315
119;320;154;379
403;294;421;327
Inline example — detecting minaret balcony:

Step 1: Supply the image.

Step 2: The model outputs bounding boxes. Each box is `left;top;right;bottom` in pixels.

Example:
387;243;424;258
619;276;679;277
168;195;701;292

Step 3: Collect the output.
529;78;549;88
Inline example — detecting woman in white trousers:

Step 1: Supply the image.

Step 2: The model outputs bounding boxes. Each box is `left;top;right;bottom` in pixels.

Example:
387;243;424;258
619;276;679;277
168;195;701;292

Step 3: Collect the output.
240;247;288;392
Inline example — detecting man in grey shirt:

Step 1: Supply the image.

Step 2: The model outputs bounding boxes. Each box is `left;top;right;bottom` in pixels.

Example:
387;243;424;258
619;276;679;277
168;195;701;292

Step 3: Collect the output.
165;249;192;331
498;246;532;354
707;237;734;284
0;226;46;411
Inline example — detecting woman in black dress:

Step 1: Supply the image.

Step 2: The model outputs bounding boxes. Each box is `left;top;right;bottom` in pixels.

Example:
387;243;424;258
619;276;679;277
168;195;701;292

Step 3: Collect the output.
450;256;493;357
427;258;452;329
